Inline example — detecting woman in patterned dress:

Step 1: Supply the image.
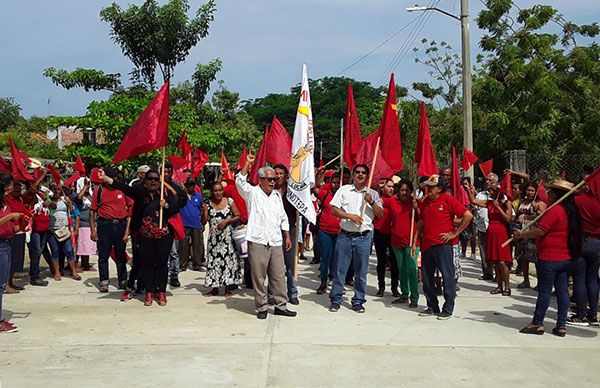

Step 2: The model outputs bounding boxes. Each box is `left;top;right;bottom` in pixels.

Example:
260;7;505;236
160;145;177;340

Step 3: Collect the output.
202;182;242;298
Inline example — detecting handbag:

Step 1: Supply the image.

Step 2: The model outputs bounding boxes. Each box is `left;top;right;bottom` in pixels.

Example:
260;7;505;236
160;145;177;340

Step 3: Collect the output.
53;226;71;242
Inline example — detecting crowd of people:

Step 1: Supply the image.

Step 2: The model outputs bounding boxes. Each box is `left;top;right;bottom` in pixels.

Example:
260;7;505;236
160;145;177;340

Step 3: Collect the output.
0;154;598;338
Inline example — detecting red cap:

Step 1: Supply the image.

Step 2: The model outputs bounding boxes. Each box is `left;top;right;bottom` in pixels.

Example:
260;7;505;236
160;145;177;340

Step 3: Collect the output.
324;170;334;178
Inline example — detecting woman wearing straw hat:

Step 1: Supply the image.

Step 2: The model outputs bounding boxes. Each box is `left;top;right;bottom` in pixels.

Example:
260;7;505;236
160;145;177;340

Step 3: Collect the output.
515;179;583;337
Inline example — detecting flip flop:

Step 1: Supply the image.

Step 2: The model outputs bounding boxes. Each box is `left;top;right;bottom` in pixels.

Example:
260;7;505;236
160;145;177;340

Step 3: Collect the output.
4;287;20;294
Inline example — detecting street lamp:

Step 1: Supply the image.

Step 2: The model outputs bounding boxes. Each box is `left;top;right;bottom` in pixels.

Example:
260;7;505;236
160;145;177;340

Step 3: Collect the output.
406;1;474;179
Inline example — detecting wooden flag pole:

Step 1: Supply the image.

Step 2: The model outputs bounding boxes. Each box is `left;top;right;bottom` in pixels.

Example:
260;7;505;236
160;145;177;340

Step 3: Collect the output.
158;146;166;228
409;207;415;249
340;118;344;181
322;154;342;168
501;179;586;248
360;136;381;218
293;211;300;279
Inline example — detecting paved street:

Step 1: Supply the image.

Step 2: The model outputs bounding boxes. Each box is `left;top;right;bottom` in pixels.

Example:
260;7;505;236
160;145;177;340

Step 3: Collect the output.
1;253;598;387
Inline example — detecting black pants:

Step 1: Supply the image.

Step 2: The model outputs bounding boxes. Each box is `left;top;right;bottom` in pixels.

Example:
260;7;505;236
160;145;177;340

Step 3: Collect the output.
139;234;173;293
96;220;127;284
374;230;398;291
127;233;143;290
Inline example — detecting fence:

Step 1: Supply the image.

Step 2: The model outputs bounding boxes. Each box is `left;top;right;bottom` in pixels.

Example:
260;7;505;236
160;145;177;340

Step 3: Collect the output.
506;150;599;183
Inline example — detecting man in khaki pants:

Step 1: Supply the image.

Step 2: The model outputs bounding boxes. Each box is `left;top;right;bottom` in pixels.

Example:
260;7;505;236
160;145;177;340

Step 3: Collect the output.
236;151;297;319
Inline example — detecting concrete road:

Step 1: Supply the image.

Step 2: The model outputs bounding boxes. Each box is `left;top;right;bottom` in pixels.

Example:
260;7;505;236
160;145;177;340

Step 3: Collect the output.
1;254;598;387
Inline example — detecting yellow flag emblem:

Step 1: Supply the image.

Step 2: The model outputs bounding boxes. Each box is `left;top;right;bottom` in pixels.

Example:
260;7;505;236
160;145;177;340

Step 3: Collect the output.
298;106;310;117
391;103;397;111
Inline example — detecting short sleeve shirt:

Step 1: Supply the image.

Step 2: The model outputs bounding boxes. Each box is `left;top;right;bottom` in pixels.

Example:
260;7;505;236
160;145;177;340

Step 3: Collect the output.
329;184;382;233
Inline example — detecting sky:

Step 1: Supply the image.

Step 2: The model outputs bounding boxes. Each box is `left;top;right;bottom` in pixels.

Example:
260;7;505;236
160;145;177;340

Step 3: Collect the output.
1;0;598;118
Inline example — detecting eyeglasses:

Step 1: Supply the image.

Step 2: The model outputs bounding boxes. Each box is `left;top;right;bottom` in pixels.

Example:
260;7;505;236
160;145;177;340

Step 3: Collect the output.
260;177;277;182
146;177;160;182
354;170;367;175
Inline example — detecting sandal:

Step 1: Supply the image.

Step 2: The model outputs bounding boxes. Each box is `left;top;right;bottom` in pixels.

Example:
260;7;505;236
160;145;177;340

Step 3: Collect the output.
519;324;544;335
552;327;566;337
490;287;503;295
71;273;82;281
517;281;530;289
4;286;20;294
10;284;25;291
502;288;512;296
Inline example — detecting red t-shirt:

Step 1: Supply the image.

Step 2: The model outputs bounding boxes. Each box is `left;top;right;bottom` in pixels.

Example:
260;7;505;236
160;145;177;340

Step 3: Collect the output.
419;193;467;252
0;205;16;238
31;194;50;232
537;205;571;261
388;199;418;248
575;193;600;236
223;184;248;223
318;189;341;235
91;186;130;220
374;196;392;234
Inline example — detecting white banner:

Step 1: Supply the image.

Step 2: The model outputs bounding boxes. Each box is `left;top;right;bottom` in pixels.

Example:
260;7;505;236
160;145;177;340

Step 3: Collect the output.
287;64;317;224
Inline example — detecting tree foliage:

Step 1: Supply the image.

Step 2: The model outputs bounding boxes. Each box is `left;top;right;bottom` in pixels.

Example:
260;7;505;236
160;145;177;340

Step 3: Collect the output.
43;68;122;92
0;97;21;132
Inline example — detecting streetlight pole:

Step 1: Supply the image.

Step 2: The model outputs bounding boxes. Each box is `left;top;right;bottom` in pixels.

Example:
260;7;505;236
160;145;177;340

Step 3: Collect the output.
407;2;474;179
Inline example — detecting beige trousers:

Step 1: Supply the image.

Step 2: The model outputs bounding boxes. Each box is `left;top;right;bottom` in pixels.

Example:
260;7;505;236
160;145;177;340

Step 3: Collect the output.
248;242;288;312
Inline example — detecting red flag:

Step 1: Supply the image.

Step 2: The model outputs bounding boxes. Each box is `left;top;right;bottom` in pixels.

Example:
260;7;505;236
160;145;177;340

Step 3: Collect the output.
47;165;63;186
9;139;34;181
221;151;235;182
112;81;170;163
415;102;438;177
344;83;362;168
265;117;292;168
478;159;494;177
177;132;192;157
536;180;548;204
0;157;10;174
250;127;269;185
499;171;513;201
168;155;189;171
584;168;600;200
377;74;403;172
73;156;86;175
191;148;209;178
236;148;247;171
63;173;81;188
451;147;469;206
355;130;395;183
461;148;478;171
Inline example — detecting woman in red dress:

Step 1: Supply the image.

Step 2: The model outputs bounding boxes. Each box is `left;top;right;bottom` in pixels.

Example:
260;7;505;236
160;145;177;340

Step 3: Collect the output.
468;183;514;295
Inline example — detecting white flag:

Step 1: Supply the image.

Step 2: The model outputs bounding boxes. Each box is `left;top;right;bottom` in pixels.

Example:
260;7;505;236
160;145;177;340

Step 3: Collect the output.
287;64;317;224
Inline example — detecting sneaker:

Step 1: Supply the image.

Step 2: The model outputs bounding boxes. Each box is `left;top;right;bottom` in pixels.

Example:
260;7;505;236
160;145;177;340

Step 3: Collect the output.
409;302;418;308
328;303;340;312
120;290;132;302
566;315;589;327
0;320;18;333
437;311;453;320
98;284;109;293
588;317;599;327
418;308;438;317
352;304;366;313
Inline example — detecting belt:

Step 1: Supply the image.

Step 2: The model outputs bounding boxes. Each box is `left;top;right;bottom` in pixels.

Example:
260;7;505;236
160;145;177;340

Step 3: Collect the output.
340;229;370;238
584;233;600;240
98;218;126;224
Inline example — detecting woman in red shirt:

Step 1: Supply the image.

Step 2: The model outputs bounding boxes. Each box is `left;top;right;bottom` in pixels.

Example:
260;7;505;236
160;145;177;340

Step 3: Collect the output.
388;179;419;307
515;179;583;337
468;183;514;295
315;174;341;294
0;178;28;333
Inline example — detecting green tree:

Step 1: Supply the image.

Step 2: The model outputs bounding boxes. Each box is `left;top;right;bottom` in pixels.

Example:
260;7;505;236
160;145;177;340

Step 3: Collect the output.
0;97;21;132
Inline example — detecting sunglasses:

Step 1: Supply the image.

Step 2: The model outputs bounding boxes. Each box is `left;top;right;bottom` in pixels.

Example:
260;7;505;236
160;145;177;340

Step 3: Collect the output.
354;170;367;175
260;177;277;182
146;177;160;182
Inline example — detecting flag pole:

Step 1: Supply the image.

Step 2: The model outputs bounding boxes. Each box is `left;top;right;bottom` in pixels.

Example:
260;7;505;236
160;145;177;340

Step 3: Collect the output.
159;146;166;228
409;207;415;249
340;118;344;182
360;136;380;218
501;179;586;247
322;154;342;168
293;211;300;279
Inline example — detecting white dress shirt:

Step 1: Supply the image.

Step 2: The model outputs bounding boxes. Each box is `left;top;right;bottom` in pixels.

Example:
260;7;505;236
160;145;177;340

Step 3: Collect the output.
329;184;382;233
474;190;491;232
236;173;289;246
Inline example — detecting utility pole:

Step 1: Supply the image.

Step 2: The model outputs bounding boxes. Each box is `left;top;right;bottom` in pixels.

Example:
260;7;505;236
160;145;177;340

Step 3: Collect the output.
460;0;474;180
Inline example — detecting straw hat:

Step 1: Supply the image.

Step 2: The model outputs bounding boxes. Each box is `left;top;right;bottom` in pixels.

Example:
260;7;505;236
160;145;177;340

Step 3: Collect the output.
420;174;447;188
391;175;401;184
544;178;573;192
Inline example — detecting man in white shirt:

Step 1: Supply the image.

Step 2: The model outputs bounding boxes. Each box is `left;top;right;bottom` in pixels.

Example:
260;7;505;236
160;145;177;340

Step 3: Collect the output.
328;163;383;313
236;151;296;320
474;173;498;280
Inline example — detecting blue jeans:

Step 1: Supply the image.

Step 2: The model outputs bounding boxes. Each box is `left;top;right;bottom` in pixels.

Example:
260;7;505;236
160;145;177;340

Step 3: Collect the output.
318;230;337;282
283;227;298;299
0;240;11;321
329;230;372;307
48;232;74;262
27;231;50;278
96;220;128;285
422;244;456;314
533;259;571;327
572;238;600;320
169;239;179;281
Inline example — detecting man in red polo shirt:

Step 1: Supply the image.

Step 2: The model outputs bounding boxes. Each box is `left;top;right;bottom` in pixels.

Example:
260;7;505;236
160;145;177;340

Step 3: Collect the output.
416;174;472;320
90;167;132;292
